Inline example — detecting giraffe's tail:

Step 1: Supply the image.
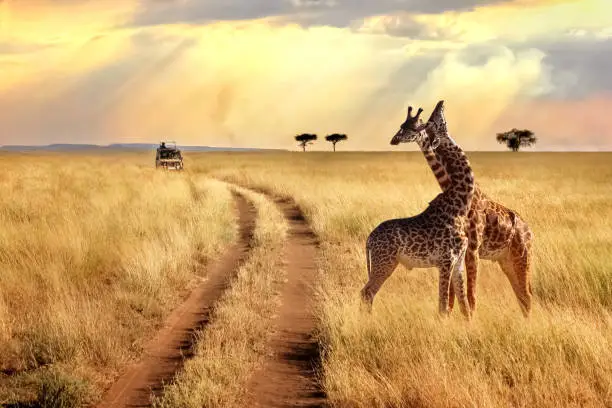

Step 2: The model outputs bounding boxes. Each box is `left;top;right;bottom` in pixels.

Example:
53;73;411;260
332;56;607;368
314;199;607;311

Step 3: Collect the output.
366;244;372;279
509;210;518;229
366;237;372;279
504;210;519;245
360;244;374;309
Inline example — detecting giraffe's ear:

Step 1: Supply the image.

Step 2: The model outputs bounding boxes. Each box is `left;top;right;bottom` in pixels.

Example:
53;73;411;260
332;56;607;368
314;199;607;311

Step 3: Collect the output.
415;122;430;132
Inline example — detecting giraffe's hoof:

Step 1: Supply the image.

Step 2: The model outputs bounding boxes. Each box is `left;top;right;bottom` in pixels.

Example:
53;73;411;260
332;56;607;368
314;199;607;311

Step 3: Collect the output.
437;310;450;321
359;295;373;313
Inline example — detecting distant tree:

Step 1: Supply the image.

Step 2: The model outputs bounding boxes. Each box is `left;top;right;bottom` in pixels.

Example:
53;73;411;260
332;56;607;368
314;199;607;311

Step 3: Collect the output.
295;133;317;152
496;128;537;152
325;133;348;152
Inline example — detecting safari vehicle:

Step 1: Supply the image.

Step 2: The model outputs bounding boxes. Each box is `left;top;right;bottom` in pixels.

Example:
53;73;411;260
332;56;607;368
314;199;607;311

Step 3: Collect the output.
155;141;184;170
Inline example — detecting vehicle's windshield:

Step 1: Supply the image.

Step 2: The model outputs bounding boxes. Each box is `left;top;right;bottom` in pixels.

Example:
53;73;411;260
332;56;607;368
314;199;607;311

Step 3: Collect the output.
159;149;181;159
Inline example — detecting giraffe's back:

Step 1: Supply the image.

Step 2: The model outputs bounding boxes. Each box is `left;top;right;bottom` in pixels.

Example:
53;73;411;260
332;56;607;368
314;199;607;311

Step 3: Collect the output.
367;208;468;269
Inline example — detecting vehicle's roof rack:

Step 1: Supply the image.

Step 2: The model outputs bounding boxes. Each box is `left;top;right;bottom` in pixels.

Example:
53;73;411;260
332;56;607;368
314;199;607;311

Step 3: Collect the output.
158;140;178;150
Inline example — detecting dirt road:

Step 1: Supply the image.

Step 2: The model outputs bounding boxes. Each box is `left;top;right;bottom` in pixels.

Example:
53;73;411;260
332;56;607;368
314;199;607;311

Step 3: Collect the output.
97;191;256;408
245;193;326;408
96;185;326;408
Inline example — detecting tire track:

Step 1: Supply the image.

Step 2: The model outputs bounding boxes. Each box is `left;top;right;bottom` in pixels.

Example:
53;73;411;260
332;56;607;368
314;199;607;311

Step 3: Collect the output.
243;190;326;408
97;191;256;408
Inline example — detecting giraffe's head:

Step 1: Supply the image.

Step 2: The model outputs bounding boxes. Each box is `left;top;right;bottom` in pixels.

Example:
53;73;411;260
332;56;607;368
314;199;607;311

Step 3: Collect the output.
425;100;447;136
390;101;447;148
390;106;428;145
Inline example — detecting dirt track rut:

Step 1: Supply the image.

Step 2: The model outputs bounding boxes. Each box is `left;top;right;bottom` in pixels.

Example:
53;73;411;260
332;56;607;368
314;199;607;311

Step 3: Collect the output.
245;193;326;408
97;191;255;408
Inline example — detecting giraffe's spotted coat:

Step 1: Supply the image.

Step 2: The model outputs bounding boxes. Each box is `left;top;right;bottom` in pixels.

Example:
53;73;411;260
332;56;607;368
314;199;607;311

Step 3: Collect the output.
419;117;534;317
364;101;475;319
367;100;534;318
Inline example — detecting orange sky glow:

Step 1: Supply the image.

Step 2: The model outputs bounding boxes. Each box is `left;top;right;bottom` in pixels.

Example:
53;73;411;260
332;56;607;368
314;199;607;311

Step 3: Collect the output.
0;0;611;150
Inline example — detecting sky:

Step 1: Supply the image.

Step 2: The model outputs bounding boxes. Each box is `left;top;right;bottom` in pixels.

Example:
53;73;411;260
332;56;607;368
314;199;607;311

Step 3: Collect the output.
0;0;611;151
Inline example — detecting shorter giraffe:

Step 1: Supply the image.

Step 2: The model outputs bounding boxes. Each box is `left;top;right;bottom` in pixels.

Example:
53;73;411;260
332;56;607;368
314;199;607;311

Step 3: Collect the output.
362;101;475;319
415;102;534;317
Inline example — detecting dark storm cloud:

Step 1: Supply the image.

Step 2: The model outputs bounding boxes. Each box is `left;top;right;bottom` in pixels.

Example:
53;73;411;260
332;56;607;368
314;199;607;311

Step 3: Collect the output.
128;0;506;28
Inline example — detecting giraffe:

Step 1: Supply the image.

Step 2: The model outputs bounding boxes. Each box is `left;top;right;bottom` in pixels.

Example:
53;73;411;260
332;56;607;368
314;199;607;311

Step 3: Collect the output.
361;100;475;319
414;102;534;317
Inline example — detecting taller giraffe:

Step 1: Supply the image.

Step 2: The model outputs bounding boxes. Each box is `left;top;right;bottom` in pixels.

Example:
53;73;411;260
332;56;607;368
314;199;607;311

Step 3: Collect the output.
414;103;534;316
362;100;475;318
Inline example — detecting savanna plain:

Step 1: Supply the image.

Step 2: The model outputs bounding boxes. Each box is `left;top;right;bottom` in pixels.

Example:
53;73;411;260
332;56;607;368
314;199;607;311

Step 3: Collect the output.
0;151;610;408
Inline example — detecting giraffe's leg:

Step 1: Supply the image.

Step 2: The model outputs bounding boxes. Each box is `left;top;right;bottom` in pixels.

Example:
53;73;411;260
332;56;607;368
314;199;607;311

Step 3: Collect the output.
500;231;533;318
451;248;471;320
449;248;478;314
513;249;533;318
438;253;462;318
437;261;453;317
360;250;398;311
498;257;525;318
452;211;482;314
448;282;456;312
465;209;483;314
498;250;532;318
465;248;479;313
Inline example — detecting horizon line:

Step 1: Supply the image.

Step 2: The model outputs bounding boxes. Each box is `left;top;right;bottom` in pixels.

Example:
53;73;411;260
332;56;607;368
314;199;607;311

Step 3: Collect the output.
0;143;610;153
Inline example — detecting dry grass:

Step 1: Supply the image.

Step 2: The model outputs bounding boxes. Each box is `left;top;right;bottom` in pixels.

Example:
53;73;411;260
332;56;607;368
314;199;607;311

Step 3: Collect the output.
188;151;612;408
0;153;235;406
153;184;287;408
2;151;611;408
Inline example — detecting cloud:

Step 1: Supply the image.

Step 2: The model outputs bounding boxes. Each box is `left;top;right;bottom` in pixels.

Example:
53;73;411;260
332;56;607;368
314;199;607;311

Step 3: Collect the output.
0;21;558;150
0;34;143;143
128;0;508;29
1;0;136;44
0;23;410;147
1;0;611;150
534;37;612;99
0;41;56;55
129;0;286;27
397;46;550;150
107;23;412;148
0;0;138;93
355;0;611;44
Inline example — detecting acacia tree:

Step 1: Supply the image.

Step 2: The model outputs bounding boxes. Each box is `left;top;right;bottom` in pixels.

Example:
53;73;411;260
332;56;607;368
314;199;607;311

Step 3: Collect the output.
295;133;317;152
325;133;348;152
496;128;537;152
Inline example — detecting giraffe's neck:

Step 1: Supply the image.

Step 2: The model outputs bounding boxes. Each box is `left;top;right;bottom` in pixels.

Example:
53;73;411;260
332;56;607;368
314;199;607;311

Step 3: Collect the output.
417;133;451;192
426;131;475;216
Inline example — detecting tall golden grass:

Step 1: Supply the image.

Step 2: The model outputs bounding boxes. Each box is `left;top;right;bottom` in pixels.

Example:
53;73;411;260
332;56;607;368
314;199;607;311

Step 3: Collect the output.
0;153;235;405
189;151;612;408
2;151;611;407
